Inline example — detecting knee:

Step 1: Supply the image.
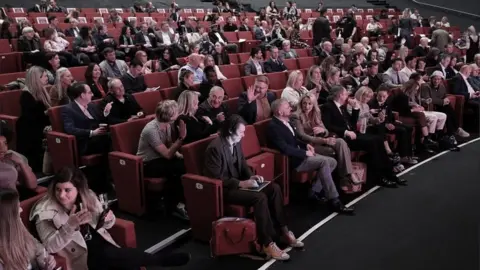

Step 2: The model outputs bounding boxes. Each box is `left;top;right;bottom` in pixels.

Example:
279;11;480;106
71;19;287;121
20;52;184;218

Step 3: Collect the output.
438;112;447;120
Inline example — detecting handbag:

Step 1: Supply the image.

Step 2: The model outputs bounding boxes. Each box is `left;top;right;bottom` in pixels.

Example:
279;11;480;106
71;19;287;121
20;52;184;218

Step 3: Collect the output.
210;217;258;257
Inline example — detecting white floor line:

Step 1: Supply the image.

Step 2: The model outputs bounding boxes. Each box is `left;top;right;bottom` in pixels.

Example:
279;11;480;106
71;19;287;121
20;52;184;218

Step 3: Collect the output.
144;228;191;254
257;137;480;270
411;0;480;18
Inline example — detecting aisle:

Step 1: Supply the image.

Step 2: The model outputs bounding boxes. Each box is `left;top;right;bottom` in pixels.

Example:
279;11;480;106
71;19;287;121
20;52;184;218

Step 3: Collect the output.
267;140;480;270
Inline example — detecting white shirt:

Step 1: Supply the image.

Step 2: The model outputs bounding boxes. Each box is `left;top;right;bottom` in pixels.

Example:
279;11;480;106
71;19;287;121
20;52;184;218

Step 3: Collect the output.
161;32;171;45
461;73;475;95
276;116;295;136
440;64;447;76
401;66;416;78
215;32;225;44
253;60;263;75
143;33;152;47
75;100;93;119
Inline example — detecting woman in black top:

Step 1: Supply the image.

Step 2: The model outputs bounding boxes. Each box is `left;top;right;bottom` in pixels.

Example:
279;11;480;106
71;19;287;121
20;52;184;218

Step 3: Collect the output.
73;26;100;65
0;21;13;41
100;78;144;125
85;63;108;99
173;69;196;100
159;47;180;72
176;90;217;144
118;25;137;59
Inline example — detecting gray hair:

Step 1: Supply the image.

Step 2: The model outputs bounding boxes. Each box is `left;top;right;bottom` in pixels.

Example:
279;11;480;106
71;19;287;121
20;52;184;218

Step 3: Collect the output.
22;27;34;35
107;78;122;90
328;85;346;101
155;100;178;122
271;98;288;116
209;86;225;96
282;40;291;46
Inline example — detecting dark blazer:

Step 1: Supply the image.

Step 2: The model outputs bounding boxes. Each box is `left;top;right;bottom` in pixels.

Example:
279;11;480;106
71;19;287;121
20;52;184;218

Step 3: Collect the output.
208;31;229;44
320;100;359;137
134;32;158;48
100;93;143;125
65;27;80;37
204;136;252;190
239;25;250;32
452;74;473;101
176;114;217;144
212;50;230;66
238;92;276;124
195;100;230;131
244;59;265;76
17;36;42;52
264;58;287;73
312;16;331;45
390;92;414;117
266;117;307;169
86;78;108;99
61;101;104;154
120;73;147;94
368;98;395;123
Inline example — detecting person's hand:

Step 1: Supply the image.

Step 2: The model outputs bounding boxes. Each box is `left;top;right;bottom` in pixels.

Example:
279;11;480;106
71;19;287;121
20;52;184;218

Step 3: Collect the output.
385;123;395;130
216;112;225;122
312;126;325;135
104;101;113;115
361;76;369;86
416;106;425;112
239;179;258;188
378;111;386;122
66;205;92;228
443;98;450;105
177;119;187;141
103;38;111;43
1;152;25;166
41;253;56;270
127;116;139;122
370;108;379;114
345;130;357;140
246;85;259;102
425;98;432;104
305;150;315;157
92;127;107;136
326;137;336;146
250;175;264;183
171;64;180;69
103;210;114;223
202;116;213;125
306;144;315;153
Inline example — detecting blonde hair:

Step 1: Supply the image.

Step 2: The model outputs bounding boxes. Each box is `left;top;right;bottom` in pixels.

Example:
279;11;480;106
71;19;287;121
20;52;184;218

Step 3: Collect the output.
54;67;71;103
0;189;38;270
155;100;178;122
24;66;51;108
354;86;374;103
295;93;322;129
286;70;304;90
177;90;200;117
305;65;321;86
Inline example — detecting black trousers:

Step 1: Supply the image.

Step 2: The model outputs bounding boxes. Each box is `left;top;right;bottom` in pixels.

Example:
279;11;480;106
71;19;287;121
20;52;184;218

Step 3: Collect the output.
435;104;459;134
143;158;186;209
86;229;167;270
346;133;394;182
223;183;286;246
368;124;413;157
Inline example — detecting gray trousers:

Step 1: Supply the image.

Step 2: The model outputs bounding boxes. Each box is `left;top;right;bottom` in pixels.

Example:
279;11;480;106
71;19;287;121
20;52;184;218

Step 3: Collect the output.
315;138;353;178
295;154;338;199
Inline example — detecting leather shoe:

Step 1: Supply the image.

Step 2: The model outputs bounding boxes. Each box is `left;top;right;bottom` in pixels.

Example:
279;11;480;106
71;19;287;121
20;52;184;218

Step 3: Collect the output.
330;200;355;215
309;190;327;204
391;176;407;186
379;178;397;188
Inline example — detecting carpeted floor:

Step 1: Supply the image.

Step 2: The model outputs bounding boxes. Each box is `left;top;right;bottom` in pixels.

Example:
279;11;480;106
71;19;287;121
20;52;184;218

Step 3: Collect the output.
268;139;480;270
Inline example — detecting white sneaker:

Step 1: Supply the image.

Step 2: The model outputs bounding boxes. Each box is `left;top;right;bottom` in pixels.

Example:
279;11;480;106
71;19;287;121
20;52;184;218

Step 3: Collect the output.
455;128;470;138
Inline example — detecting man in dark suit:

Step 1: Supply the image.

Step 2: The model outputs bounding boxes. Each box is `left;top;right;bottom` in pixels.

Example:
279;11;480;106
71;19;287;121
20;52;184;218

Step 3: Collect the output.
263;46;287;73
321;85;403;187
238;75;276;124
204;115;303;261
244;47;265;76
267;99;354;214
312;8;331;45
135;22;160;58
209;24;238;53
365;61;384;91
61;82;111;156
341;63;367;93
452;65;480;107
64;18;80;37
196;86;229;131
238;17;250;32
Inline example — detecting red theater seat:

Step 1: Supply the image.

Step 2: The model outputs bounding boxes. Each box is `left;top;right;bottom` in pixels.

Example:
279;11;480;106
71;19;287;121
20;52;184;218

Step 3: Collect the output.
222;78;245;98
132;91;162;115
144;72;173;88
219;64;241;78
0;90;23;150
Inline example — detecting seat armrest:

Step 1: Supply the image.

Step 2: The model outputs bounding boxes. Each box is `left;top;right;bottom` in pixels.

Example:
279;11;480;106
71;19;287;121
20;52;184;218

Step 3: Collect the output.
447;94;465;127
260;147;289;205
109;218;137;248
46;131;78;172
108;151;146;216
181;174;223;242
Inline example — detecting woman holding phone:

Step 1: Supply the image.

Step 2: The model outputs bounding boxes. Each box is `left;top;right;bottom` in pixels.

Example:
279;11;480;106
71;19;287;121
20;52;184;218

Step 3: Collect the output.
30;167;190;270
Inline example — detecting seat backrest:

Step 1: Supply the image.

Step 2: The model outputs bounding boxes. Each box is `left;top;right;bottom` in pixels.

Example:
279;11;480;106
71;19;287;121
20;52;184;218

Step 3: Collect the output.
241;75;257;90
241;125;262;158
238;53;250;63
0;90;23;116
222;78;244;98
223;31;238;42
296;49;309;58
20;193;46;233
283;58;298;70
0;71;27;85
237;31;253;40
69;66;87;81
253;118;271;147
219;64;241;78
110;117;151;154
223;97;238;115
48;105;66;132
266;72;288;90
298;57;315;69
132;91;162;115
159;86;177;100
168;70;179;86
181;135;217;175
228;53;239;64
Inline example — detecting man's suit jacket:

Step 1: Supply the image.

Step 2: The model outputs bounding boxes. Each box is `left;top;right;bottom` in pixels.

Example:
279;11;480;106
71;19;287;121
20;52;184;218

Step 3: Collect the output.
239;25;250;32
264;58;287;73
320;100;360;137
61;101;104;154
431;29;451;50
65;27;79;37
312;16;331;46
204;136;252;190
266;117;307;169
452;74;474;101
135;32;158;48
280;49;298;60
238;92;276;124
254;27;267;42
368;98;395;123
209;31;228;44
244;59;265;76
99;59;129;79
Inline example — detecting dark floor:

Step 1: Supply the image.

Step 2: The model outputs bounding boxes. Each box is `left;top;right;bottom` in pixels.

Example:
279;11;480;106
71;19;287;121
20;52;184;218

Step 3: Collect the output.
268;138;480;270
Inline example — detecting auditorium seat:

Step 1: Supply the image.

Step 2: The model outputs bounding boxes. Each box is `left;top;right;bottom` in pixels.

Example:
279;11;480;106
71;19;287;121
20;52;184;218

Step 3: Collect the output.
168;70;179;86
283;58;299;70
241;75;256;90
223;97;239;115
0;71;26;86
69;66;88;81
228;53;239;64
0;52;23;74
144;72;173;88
132;91;162;115
266;72;288;90
219;64;241;78
159;86;177;100
0;90;23;150
222;78;245;98
298;57;316;69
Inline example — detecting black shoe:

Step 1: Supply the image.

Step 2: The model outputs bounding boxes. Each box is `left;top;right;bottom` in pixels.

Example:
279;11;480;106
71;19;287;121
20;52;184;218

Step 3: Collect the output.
158;252;191;267
330;200;355;215
391;175;407;186
379;178;398;188
308;190;328;204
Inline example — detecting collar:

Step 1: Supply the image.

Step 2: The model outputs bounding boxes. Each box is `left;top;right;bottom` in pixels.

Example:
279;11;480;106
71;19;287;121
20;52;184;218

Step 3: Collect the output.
74;99;88;110
333;100;342;108
275;116;290;125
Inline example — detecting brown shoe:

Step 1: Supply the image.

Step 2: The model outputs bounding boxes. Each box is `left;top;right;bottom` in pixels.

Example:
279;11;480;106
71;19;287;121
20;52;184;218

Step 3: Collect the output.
282;231;304;248
263;242;290;261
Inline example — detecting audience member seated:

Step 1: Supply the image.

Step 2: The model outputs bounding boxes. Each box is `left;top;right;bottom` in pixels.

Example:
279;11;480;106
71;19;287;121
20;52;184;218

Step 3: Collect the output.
270;21;287;48
0;122;38;196
341;63;368;93
61;82;111;156
212;42;231;66
94;25;124;59
401;55;417;79
43;16;66;39
264;46;287;73
421;71;470;138
17;66;52;172
49;67;74;106
469;64;480;91
433;53;451;78
73;26;100;65
204;55;228;80
412;37;430;58
321;85;403;187
281;70;311;108
31;167;190;269
365;61;384;91
238;75;276;124
319;67;342;104
99;48;129;80
245;47;266;76
176;91;217;144
209;24;238;53
304;66;323;94
369;87;418;166
280;40;298;59
383;58;409;88
158;48;181;72
118;26;137;59
137;100;189;220
445;55;459;79
196;86;229;131
64;18;80;37
268;99;355;212
0;188;56;270
44;53;62;85
452;65;480;107
135;22;161;59
319;41;334;59
178;54;205;84
120;60;149;94
204;114;303;261
174;69;196;100
17;27;44;67
100;79;144;125
198;66;224;102
85;63;108;99
290;22;310;48
291;94;359;184
44;27;77;67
